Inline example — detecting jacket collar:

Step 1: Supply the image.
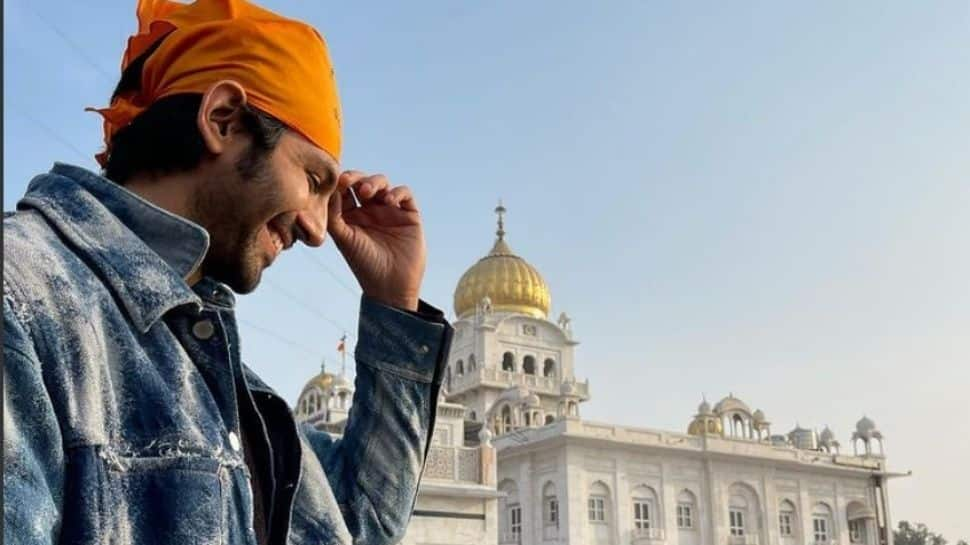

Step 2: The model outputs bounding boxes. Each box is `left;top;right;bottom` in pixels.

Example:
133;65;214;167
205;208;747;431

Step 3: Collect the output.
18;163;210;332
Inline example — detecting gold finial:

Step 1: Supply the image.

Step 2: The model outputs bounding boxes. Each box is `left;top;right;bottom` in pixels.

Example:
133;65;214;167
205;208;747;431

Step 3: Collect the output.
495;199;506;241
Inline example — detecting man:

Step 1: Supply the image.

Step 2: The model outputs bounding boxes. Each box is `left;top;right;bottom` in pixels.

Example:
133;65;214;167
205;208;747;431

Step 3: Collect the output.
3;1;452;544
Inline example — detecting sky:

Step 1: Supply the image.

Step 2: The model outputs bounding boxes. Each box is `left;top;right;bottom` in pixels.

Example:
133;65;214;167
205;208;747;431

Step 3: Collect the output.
4;0;968;539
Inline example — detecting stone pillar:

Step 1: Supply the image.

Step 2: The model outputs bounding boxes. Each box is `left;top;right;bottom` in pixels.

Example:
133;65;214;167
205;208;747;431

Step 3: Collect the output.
661;461;678;542
761;469;777;545
798;479;813;544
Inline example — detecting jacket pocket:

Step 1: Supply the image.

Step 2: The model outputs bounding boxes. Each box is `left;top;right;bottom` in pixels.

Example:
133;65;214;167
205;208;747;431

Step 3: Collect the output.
65;445;226;545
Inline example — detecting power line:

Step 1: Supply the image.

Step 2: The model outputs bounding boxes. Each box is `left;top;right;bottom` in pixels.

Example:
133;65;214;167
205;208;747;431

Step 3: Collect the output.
21;2;116;83
12;108;93;164
237;317;320;358
262;277;355;340
300;248;360;297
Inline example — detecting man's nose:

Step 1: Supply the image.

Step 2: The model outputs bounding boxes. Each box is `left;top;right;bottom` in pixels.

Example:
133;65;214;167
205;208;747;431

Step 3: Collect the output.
295;203;326;247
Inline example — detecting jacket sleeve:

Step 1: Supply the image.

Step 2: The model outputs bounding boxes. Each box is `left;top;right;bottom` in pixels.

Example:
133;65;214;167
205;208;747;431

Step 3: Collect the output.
3;290;65;545
298;295;452;545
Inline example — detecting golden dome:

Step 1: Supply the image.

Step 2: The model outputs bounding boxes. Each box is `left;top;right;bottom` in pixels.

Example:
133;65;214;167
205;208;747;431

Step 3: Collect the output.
453;203;551;320
300;362;335;398
688;415;723;436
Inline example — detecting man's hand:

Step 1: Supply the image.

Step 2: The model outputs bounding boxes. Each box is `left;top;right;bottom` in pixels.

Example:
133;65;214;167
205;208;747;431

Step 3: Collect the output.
327;170;425;311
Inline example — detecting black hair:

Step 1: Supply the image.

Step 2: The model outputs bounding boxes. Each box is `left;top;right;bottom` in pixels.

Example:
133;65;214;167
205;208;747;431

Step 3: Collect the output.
102;34;286;184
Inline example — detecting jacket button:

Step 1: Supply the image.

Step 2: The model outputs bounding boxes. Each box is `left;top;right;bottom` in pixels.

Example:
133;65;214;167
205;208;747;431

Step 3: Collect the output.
192;319;216;340
228;431;241;452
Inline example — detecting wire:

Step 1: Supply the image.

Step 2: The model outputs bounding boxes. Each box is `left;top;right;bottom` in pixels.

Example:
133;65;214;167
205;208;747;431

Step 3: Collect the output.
11;108;93;164
261;277;356;340
21;3;116;83
237;318;320;358
300;248;361;297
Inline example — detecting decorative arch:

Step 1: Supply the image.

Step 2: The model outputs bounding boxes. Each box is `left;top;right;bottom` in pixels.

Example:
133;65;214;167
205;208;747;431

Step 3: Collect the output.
727;482;761;538
812;503;834;543
499;479;521;541
778;499;798;539
542;481;560;537
523;355;536;375
631;484;661;531
543;358;556;377
502;351;515;372
456;359;464;375
676;489;697;530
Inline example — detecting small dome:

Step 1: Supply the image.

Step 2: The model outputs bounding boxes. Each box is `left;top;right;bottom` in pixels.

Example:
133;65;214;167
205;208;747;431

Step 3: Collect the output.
453;203;551;320
714;393;752;415
688;416;723;436
301;362;336;396
698;399;712;415
820;426;835;442
856;416;877;433
753;409;766;422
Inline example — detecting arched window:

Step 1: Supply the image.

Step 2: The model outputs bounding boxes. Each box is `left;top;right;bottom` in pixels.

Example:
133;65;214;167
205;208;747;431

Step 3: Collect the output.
812;503;833;543
468;354;476;371
456;359;464;375
468;410;477;421
588;481;611;523
501;405;513;434
676;489;696;530
499;480;520;543
631;485;660;532
524;412;531;427
502;352;515;372
545;414;555;425
523;355;536;375
338;391;348;409
733;414;745;437
543;358;556;377
728;495;747;536
779;499;797;538
543;481;559;538
846;501;873;543
727;483;760;539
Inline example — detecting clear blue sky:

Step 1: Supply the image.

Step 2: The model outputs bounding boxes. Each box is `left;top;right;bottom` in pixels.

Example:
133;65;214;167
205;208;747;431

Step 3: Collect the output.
4;0;968;539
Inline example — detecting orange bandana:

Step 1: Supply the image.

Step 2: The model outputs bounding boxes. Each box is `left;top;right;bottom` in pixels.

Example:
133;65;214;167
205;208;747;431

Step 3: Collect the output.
89;0;342;166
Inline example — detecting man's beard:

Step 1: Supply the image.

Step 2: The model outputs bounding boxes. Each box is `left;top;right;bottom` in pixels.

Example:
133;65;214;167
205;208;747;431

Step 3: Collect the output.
191;147;278;293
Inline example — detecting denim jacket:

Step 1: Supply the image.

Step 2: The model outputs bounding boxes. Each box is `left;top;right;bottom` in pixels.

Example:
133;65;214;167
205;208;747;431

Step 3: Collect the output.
3;164;453;545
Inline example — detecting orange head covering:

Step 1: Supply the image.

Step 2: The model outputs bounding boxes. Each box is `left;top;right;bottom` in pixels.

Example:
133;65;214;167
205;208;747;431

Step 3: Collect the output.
89;0;342;167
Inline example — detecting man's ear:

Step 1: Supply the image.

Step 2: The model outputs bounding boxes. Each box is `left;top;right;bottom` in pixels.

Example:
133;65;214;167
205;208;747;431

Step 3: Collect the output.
197;80;249;156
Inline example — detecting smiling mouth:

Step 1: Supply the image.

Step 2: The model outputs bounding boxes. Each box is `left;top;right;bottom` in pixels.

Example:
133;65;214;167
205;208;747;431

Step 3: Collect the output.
267;223;293;260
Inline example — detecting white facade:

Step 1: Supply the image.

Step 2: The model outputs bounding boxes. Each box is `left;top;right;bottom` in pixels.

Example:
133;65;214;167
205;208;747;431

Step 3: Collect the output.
293;204;902;545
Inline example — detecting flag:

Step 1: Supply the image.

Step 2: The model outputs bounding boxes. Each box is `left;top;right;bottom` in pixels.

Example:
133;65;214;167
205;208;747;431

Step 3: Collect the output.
337;334;346;353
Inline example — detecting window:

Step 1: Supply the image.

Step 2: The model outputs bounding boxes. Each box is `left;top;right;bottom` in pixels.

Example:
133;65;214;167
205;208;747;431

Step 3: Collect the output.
456;359;464;375
510;505;522;537
633;500;652;529
545;414;555;425
588;497;606;522
779;500;797;537
501;405;512;434
469;354;476;370
729;509;745;536
779;511;794;536
677;503;694;529
545;497;559;527
813;517;829;542
849;519;863;543
523;355;536;375
502;352;515;372
543;358;556;377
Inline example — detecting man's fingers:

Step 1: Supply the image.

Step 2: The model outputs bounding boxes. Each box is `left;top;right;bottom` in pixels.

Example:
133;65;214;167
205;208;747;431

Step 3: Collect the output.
383;185;418;211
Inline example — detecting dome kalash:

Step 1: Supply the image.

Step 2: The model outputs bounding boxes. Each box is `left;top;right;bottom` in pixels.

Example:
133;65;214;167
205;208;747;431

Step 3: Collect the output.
453;202;551;320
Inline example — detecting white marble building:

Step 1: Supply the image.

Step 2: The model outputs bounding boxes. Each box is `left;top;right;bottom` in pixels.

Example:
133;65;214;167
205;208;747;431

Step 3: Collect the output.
293;203;904;545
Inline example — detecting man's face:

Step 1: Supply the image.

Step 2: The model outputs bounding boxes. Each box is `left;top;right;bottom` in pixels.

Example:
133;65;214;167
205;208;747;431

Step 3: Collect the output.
191;130;340;293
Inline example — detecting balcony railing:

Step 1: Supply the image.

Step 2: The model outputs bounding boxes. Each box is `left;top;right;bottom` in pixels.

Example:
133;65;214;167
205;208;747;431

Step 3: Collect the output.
448;367;589;399
632;527;666;542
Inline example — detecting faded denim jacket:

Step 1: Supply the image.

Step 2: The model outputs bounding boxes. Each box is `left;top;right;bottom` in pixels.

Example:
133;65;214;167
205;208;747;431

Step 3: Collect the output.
3;164;453;545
